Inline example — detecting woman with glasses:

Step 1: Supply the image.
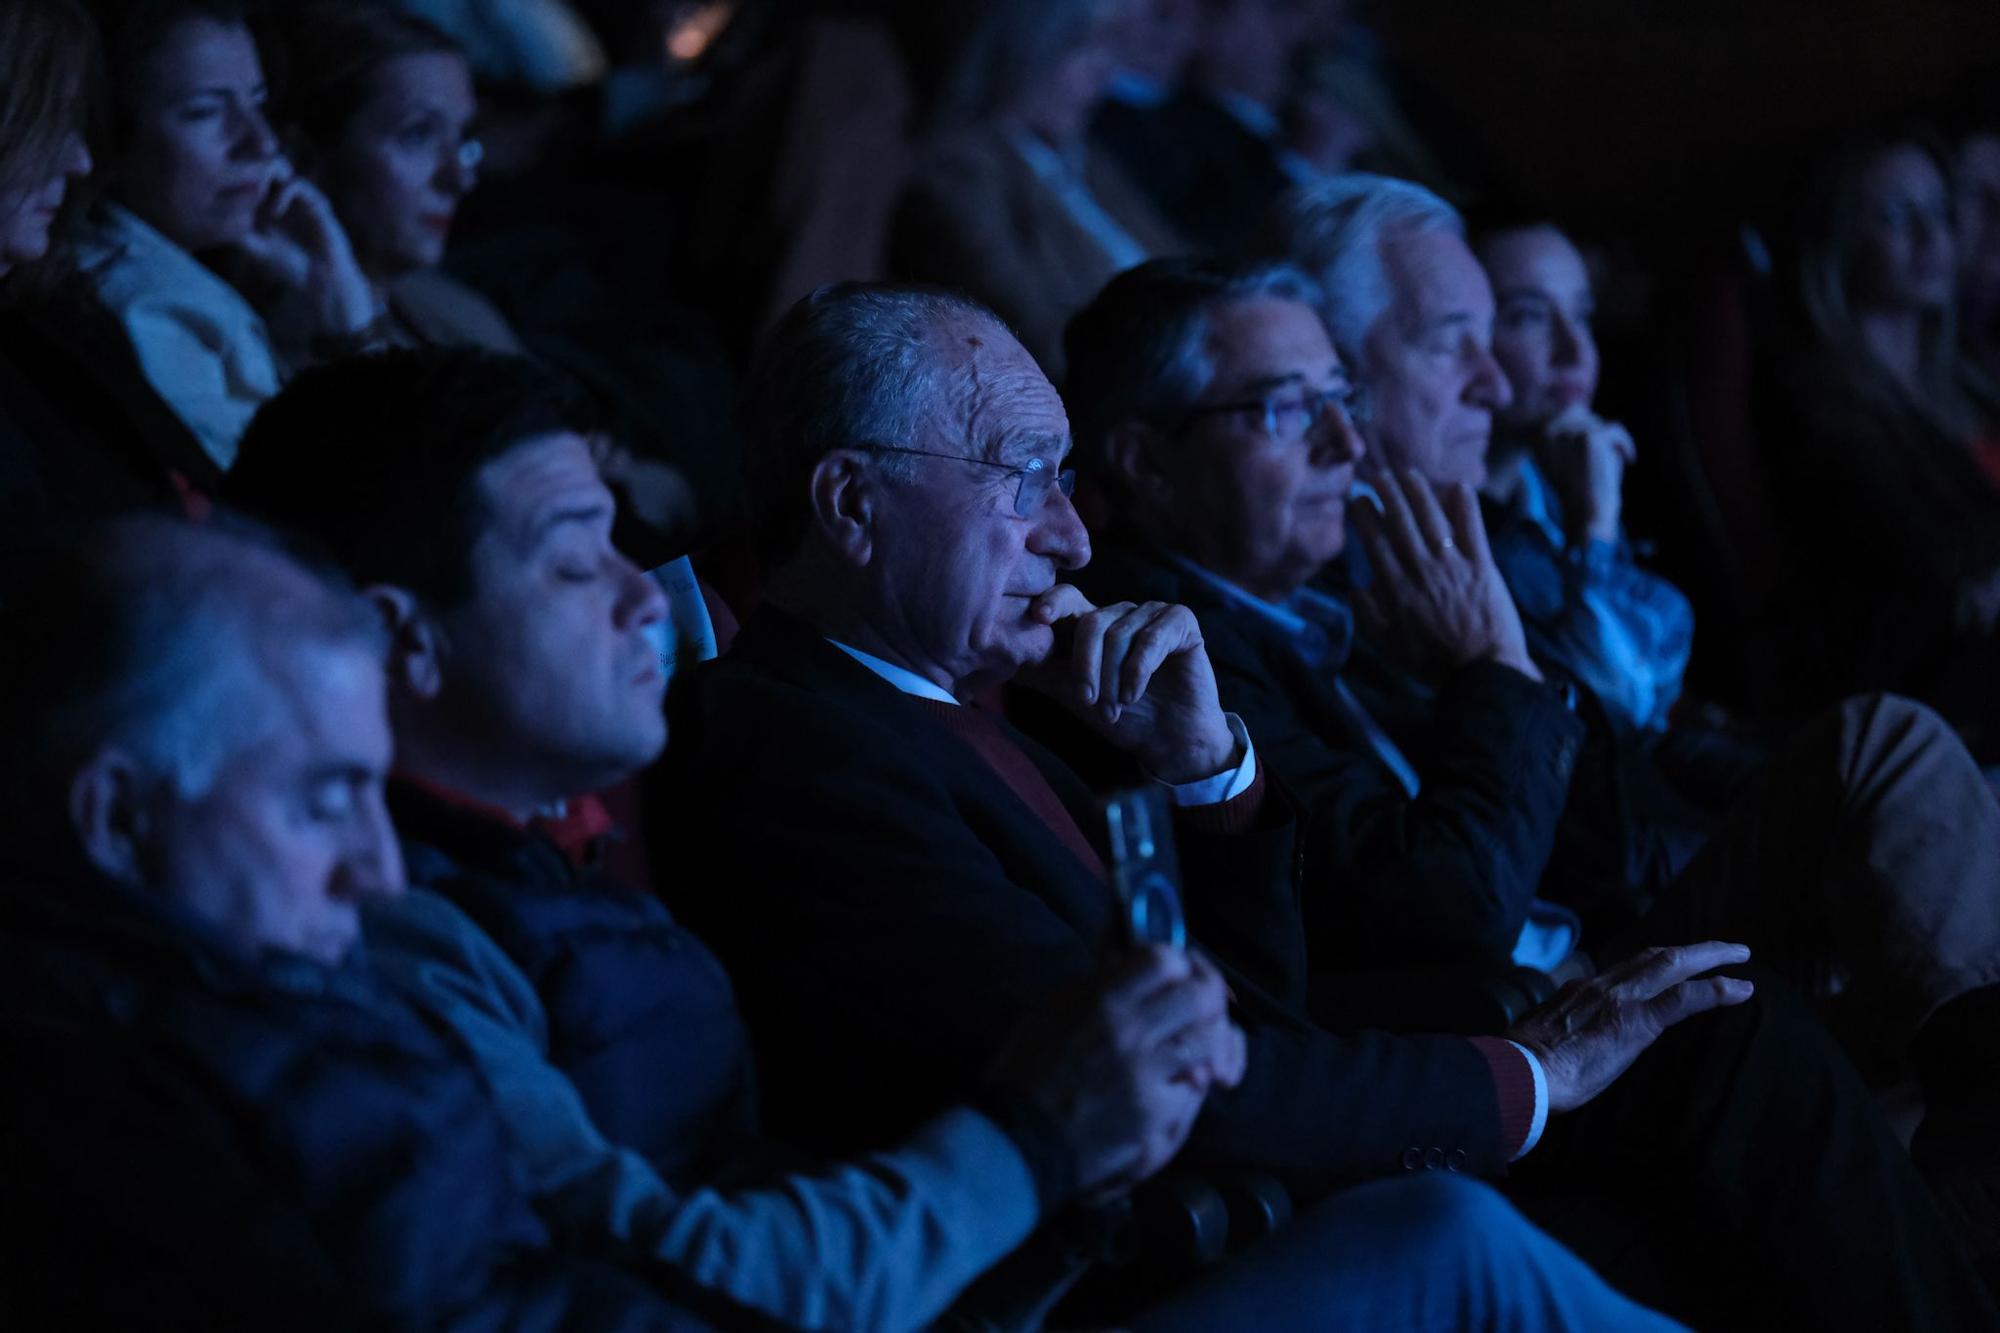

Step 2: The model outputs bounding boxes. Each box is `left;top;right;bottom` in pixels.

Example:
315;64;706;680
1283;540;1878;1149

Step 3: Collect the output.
274;2;522;356
1474;220;1695;739
75;0;380;471
273;4;694;540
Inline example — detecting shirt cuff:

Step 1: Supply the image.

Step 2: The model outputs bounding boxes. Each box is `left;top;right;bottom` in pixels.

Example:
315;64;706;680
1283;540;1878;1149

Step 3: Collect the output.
1467;1036;1547;1162
1505;1040;1550;1159
1157;714;1257;807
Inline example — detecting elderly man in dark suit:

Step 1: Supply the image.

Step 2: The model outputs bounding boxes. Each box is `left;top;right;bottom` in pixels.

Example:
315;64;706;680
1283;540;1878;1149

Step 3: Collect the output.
659;280;1989;1329
1060;251;2000;1317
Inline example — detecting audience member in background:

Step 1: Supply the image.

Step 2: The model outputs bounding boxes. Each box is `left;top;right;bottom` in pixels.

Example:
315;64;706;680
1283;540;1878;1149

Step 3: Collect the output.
1259;174;1739;908
1772;133;2000;752
1100;0;1200;112
276;3;520;354
1062;259;2000;1263
657;279;1990;1331
1094;0;1309;254
1473;220;1696;739
690;7;916;351
75;0;380;470
892;0;1181;377
0;515;700;1329
0;0;218;533
274;4;694;541
1957;121;2000;383
223;345;1309;1333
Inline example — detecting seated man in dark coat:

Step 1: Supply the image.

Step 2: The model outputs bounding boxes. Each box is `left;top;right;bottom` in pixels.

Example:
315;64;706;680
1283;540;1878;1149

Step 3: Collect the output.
0;515;698;1330
226;346;1310;1333
224;347;1677;1332
657;279;1990;1329
1059;252;2000;1299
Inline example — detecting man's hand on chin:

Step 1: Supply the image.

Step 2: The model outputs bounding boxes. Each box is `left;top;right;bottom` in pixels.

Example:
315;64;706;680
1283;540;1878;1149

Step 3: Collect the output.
1017;585;1240;785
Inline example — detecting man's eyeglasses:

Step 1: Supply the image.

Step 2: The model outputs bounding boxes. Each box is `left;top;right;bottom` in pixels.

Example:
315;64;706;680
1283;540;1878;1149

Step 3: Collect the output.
1179;383;1372;443
858;444;1077;518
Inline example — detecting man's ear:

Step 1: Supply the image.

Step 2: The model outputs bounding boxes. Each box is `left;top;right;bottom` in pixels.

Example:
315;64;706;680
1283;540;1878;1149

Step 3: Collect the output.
366;586;446;701
806;450;877;567
1102;420;1174;506
69;750;156;888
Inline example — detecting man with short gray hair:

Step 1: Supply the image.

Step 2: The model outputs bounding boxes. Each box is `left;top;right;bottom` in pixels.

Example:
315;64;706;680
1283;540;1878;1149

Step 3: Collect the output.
1062;253;2000;1326
662;279;1766;1329
0;514;698;1328
1256;173;1506;489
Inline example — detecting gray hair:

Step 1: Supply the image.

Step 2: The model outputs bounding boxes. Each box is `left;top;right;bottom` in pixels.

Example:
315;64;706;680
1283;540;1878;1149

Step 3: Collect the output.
1;515;385;812
1253;173;1465;365
743;282;1007;566
1063;256;1329;471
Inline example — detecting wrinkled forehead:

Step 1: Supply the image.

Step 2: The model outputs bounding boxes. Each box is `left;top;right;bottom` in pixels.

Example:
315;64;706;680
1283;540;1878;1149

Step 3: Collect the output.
473;432;612;544
247;637;394;768
1204;295;1343;384
934;317;1073;465
1384;226;1496;324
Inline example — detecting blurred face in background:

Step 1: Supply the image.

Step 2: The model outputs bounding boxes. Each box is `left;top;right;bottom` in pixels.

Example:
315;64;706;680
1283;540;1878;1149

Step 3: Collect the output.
1482;224;1600;434
313;50;480;284
1195;0;1292;108
1106;0;1199;84
1848;144;1956;315
1012;7;1122;146
1956;133;2000;307
114;17;281;252
0;131;91;275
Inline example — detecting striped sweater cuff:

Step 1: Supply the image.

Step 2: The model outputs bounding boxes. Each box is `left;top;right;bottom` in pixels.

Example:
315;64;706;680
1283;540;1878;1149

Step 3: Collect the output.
1467;1036;1540;1160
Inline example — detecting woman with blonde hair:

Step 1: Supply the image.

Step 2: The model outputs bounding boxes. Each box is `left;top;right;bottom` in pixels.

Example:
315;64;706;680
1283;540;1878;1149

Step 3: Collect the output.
892;0;1182;377
1772;132;2000;748
1;0;216;530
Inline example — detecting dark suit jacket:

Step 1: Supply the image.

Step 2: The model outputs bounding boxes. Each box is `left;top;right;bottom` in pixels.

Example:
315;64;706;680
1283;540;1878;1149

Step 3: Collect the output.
1091;90;1295;256
659;605;1515;1200
1072;539;1585;973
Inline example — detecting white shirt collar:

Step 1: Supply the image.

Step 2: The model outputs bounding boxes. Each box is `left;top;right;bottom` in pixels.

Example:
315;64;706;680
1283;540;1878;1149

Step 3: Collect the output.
827;639;960;705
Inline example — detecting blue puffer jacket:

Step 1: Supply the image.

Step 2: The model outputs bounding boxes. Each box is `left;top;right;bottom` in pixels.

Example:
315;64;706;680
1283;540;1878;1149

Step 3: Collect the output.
390;781;758;1187
0;868;703;1332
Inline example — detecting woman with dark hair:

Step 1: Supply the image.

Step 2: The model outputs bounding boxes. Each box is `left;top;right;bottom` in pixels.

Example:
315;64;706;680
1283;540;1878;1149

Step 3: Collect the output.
0;0;218;533
275;2;521;353
74;0;378;470
1769;133;2000;746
